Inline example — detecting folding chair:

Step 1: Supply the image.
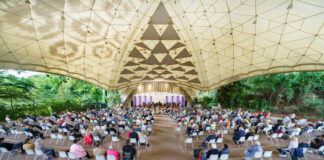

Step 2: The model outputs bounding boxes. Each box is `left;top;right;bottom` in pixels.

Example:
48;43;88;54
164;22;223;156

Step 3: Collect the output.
50;134;57;145
246;136;254;146
58;151;68;159
35;149;47;160
25;149;36;160
209;154;218;160
139;137;148;148
238;137;246;147
95;155;106;160
262;151;272;159
0;147;10;160
184;137;193;149
311;146;324;159
219;154;229;160
107;155;116;160
268;133;278;144
252;151;263;160
208;139;216;149
68;152;78;160
130;138;138;147
111;136;120;146
216;138;223;148
68;135;75;145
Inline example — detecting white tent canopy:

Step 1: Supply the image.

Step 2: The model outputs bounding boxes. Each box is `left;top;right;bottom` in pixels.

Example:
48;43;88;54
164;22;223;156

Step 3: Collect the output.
0;0;323;90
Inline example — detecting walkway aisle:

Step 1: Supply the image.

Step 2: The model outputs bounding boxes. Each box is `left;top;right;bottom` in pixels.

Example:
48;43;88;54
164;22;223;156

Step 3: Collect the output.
139;114;192;160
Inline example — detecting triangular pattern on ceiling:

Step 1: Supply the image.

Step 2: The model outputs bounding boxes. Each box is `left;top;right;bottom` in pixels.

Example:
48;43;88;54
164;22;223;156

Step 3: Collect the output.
172;66;185;72
134;66;147;71
188;78;200;84
124;61;138;66
135;42;151;50
175;48;191;59
154;66;167;70
161;25;180;40
129;48;145;59
181;61;195;67
152;41;168;54
141;24;160;40
150;2;172;24
130;75;142;79
161;70;172;74
140;55;160;65
185;69;198;75
177;76;188;80
147;70;159;75
160;54;179;65
121;69;135;74
165;76;177;81
169;42;185;50
155;75;164;79
142;76;153;81
118;77;130;83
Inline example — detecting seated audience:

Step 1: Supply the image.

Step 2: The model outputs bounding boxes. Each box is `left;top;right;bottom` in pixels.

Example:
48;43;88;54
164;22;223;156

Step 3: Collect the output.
93;142;106;156
278;136;298;157
244;141;263;160
206;144;219;159
232;127;245;144
70;139;91;159
35;139;56;158
122;140;136;160
107;145;120;160
0;138;24;153
310;134;324;149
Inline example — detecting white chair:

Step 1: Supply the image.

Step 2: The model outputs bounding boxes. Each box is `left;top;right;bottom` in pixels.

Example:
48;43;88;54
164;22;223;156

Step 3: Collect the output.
262;151;272;159
104;131;109;136
216;138;223;147
93;136;101;145
111;136;120;146
222;130;228;137
130;138;138;147
68;152;78;160
253;135;259;141
57;134;65;145
50;134;57;145
68;135;75;145
80;129;86;135
252;151;263;159
139;137;148;148
209;154;218;160
95;155;106;160
192;132;198;141
0;147;10;160
208;139;216;149
311;146;324;159
206;127;211;133
175;127;181;132
198;131;204;140
268;133;278;144
107;155;116;160
184;137;193;149
246;136;254;145
25;149;36;160
238;137;246;147
58;151;68;159
35;149;46;160
219;154;229;160
277;133;284;143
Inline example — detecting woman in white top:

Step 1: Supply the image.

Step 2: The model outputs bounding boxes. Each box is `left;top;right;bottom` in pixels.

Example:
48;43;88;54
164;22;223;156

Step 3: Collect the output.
278;136;298;157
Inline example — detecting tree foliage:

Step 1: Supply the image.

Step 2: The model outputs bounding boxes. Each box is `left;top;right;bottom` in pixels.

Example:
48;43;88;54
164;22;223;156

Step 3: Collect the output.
0;71;121;121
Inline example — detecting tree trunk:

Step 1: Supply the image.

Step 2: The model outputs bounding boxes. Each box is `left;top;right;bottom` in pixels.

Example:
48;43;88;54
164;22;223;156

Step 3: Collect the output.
10;98;13;110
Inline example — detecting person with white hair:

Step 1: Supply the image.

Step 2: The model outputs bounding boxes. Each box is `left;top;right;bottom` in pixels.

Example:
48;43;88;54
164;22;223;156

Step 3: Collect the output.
206;143;219;159
244;141;263;160
35;139;56;158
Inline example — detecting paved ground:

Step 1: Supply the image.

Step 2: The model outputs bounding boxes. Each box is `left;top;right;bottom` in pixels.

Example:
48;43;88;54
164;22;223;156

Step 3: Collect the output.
1;114;323;160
